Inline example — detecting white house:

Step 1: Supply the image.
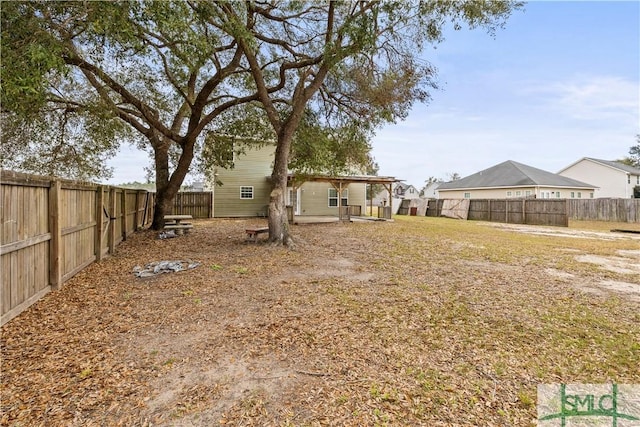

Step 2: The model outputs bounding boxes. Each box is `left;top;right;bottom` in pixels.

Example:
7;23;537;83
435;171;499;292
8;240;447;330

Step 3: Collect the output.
558;158;640;199
421;181;442;199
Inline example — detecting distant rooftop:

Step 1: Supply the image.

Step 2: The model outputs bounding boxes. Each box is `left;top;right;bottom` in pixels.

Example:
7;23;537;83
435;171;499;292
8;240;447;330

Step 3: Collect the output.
438;160;596;190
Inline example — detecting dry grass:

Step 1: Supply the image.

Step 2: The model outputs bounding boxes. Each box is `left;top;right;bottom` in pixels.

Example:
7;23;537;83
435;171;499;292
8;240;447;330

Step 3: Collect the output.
1;216;639;426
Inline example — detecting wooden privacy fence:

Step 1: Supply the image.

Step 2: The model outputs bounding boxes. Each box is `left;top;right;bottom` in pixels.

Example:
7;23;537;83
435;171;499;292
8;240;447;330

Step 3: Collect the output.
1;170;154;326
426;198;569;227
170;191;212;218
568;198;639;223
467;199;568;226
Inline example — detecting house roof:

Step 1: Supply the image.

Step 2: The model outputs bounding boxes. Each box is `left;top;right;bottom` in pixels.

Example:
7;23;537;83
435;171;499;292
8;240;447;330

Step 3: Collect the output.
558;157;640;175
437;160;596;191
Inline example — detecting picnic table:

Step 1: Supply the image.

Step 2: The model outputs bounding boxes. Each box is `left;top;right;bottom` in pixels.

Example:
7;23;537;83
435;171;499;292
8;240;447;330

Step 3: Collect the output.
164;214;193;234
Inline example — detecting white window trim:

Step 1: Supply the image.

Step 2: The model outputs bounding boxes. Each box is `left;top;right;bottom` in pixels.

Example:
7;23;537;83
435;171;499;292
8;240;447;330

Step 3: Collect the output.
240;186;254;199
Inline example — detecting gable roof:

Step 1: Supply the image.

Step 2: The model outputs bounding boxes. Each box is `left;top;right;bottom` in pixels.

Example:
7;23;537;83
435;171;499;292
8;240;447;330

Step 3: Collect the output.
559;157;640;175
438;160;596;191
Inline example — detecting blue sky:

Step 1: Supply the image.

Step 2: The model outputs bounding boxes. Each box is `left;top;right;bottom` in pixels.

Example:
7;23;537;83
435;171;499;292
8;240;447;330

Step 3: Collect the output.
107;1;640;187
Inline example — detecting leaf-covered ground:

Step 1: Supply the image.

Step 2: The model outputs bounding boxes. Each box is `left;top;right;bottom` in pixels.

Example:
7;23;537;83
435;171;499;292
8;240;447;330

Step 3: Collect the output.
2;217;639;426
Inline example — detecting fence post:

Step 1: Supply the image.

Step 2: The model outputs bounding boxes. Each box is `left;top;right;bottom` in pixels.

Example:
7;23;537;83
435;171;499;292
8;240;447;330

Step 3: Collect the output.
564;199;569;227
49;180;61;290
95;186;104;261
488;200;492;222
506;200;510;224
121;189;128;240
134;191;140;231
522;199;526;224
108;188;116;254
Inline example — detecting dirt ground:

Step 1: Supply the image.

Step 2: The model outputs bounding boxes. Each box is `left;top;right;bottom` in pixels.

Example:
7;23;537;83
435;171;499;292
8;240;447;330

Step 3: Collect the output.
2;217;639;426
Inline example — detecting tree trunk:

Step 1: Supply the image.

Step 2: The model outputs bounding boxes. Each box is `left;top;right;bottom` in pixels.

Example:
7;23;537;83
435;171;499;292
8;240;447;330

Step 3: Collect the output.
268;131;294;245
150;136;195;230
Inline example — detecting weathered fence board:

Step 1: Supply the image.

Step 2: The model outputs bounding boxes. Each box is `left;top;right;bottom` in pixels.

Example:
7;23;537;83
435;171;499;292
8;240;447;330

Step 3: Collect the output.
426;199;444;217
427;197;639;224
426;198;569;227
568;199;639;223
1;170;153;326
171;192;212;218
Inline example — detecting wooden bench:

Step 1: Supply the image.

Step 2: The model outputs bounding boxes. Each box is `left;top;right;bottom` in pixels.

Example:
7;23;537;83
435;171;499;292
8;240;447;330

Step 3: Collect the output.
245;227;269;242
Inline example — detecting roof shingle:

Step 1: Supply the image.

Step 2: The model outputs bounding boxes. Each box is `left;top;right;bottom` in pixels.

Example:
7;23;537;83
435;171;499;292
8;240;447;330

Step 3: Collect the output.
438;160;596;190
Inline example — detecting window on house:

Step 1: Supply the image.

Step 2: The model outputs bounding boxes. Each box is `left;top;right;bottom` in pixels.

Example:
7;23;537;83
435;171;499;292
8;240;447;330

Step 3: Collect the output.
570;192;575;198
628;175;631;184
328;188;348;207
240;186;254;199
590;192;594;198
515;191;521;197
525;190;531;197
577;192;582;198
556;192;561;198
506;191;512;198
464;192;471;199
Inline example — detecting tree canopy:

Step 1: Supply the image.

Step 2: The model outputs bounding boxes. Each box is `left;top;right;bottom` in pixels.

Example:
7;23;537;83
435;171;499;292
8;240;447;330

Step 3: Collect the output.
2;1;524;238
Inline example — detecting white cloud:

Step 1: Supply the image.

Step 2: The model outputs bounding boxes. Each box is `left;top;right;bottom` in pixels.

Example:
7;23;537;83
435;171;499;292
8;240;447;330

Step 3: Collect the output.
522;75;639;122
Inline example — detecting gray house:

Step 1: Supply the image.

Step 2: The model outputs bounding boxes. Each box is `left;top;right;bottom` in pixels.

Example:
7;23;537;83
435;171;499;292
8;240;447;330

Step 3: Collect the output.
437;160;597;199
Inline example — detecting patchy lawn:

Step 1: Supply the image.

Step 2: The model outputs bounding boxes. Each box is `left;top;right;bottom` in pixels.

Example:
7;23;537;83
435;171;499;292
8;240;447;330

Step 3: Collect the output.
2;216;639;426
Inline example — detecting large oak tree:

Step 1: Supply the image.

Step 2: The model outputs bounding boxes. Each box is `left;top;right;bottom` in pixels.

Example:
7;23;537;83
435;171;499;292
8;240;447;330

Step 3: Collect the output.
2;1;523;240
212;1;523;244
2;1;258;228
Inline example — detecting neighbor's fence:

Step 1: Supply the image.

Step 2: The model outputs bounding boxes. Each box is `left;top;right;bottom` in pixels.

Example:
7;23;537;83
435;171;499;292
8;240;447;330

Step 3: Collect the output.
426;198;569;227
567;198;639;223
1;170;154;326
171;191;212;218
468;199;568;226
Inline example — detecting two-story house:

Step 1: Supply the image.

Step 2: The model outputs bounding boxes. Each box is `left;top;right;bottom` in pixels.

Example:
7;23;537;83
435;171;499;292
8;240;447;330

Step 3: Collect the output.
208;143;397;217
558;158;640;198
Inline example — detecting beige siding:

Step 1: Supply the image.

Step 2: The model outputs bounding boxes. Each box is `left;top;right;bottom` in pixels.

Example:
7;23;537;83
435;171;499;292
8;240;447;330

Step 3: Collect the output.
559;159;636;198
212;145;275;217
210;143;369;217
298;182;366;216
438;186;595;199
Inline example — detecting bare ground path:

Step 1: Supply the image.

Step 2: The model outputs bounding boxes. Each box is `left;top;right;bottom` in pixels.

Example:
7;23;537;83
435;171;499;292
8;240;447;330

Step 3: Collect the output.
2;217;639;426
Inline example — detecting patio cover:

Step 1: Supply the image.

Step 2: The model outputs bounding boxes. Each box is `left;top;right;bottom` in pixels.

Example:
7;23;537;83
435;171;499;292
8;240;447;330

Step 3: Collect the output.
287;174;402;220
